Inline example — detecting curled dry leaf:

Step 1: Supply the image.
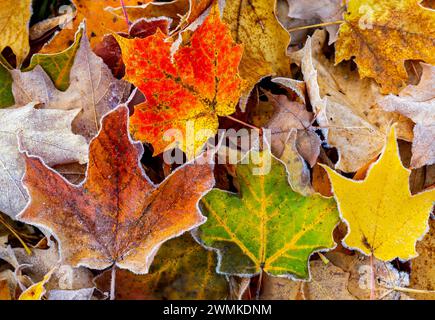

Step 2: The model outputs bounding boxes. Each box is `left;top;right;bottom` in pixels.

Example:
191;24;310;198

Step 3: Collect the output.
95;234;229;300
198;147;339;279
322;127;435;261
378;63;435;168
264;91;321;168
0;103;88;219
292;30;413;172
18;106;215;274
13;245;94;291
326;251;410;300
24;24;83;91
12;24;131;141
335;0;435;94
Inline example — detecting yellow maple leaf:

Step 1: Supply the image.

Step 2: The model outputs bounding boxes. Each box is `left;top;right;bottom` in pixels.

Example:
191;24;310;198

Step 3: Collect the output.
321;126;435;261
0;0;32;67
223;0;291;109
335;0;435;94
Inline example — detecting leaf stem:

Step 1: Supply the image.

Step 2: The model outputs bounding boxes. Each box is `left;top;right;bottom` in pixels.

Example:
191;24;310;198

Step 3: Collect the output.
110;264;117;300
0;215;32;255
225;115;261;132
370;254;376;300
119;0;131;26
287;20;345;33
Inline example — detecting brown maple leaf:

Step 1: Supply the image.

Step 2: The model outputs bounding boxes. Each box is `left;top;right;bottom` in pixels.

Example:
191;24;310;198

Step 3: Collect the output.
18;106;215;274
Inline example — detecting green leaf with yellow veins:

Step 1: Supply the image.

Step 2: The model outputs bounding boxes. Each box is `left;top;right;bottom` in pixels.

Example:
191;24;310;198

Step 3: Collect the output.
23;25;84;91
197;147;339;279
0;63;14;108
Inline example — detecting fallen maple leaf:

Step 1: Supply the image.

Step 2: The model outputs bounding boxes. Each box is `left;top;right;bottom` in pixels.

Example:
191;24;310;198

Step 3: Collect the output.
41;0;149;54
335;0;435;94
95;233;229;300
292;30;413;172
12;24;131;141
0;103;88;219
223;0;291;109
18;106;215;274
198;147;339;279
116;4;244;158
378;63;435;168
0;0;32;67
321;126;435;261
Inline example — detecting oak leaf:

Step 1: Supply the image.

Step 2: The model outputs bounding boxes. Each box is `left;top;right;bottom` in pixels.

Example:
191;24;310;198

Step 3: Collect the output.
198;147;339;279
223;0;291;109
41;0;149;53
0;103;88;219
0;0;32;67
95;233;229;300
378;63;435;168
321;126;435;261
18;106;215;274
116;5;244;158
12;24;131;141
335;0;435;94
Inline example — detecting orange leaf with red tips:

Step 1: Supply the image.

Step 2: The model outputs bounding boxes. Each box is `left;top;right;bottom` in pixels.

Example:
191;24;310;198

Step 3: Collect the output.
17;106;215;274
116;4;245;158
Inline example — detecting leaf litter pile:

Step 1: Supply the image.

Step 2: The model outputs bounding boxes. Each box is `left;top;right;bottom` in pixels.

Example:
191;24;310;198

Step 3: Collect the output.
0;0;434;301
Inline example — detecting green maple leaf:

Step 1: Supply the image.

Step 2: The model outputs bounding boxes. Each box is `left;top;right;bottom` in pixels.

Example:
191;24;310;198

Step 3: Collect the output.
198;148;339;279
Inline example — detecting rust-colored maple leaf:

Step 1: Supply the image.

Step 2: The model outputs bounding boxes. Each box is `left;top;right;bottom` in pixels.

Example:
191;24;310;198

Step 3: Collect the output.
116;4;245;159
18;106;215;274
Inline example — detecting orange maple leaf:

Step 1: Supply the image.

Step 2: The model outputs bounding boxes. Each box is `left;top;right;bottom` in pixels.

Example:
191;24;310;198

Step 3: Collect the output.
18;106;215;274
116;4;245;158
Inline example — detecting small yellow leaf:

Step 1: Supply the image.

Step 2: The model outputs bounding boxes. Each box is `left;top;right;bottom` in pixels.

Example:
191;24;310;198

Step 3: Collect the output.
18;268;55;300
322;126;435;261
